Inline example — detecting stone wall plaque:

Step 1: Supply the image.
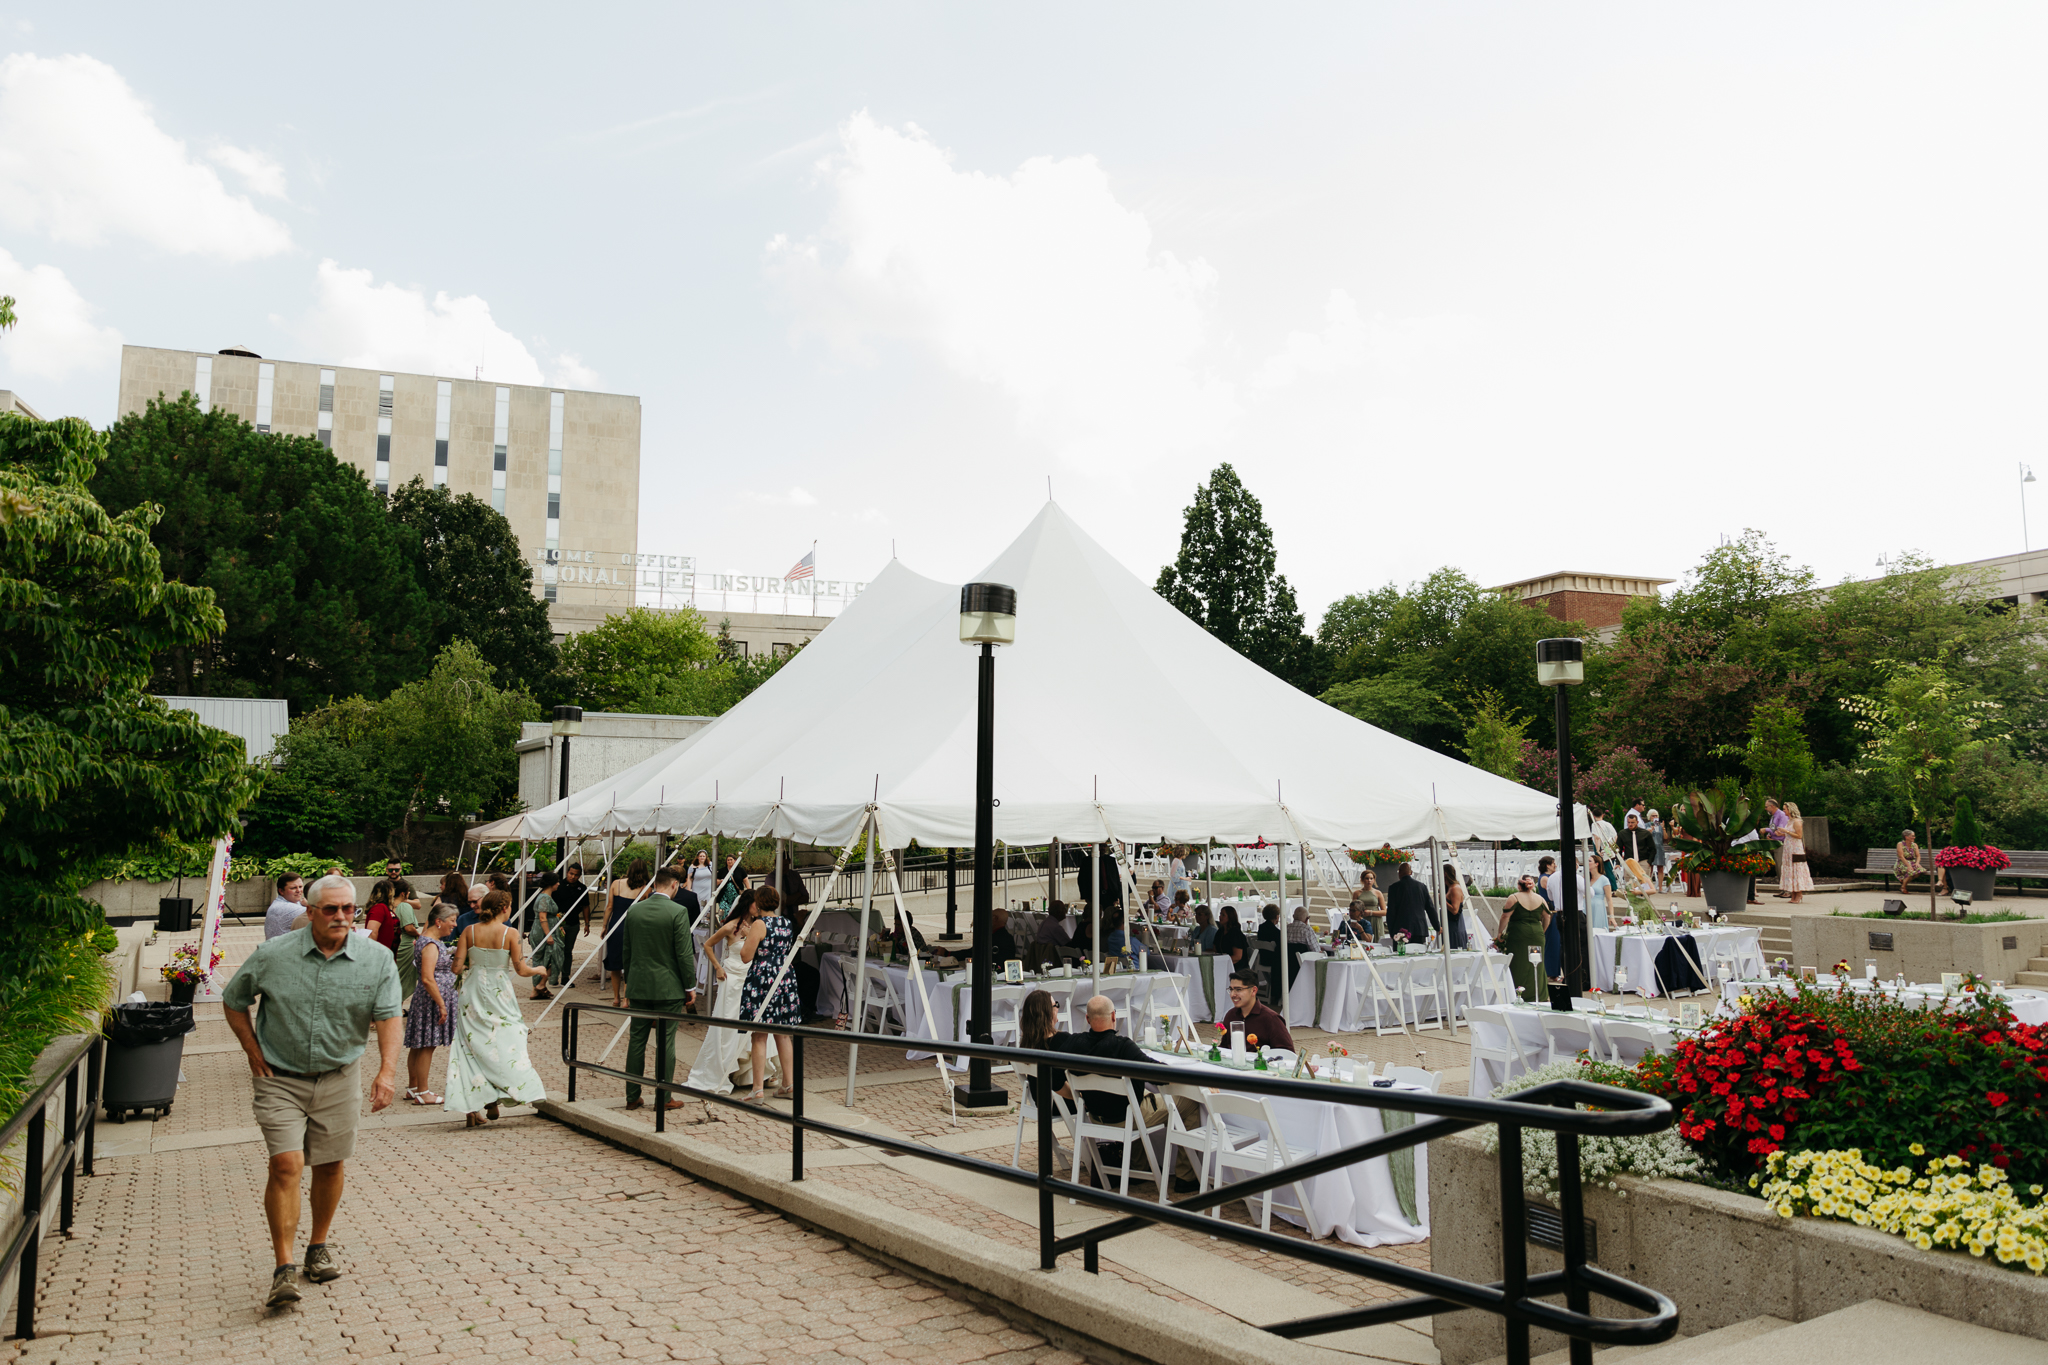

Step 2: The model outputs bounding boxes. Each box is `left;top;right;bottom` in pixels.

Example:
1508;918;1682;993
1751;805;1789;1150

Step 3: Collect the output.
2005;936;2020;951
1868;931;1894;952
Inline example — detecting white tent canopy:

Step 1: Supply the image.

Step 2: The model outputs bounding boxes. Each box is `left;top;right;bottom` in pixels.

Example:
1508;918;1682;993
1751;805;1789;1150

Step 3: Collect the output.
471;503;1583;851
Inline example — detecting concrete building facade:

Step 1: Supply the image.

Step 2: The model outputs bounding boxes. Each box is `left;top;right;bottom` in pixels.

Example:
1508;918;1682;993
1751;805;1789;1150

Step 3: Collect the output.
117;344;641;629
1488;570;1674;630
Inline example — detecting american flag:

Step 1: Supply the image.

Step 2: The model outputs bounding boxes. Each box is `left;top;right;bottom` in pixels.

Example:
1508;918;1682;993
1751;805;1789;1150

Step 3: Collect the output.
785;547;815;581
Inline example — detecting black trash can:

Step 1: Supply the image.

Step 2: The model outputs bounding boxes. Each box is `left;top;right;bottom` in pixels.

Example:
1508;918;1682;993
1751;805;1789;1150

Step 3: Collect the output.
157;897;193;933
103;1001;196;1123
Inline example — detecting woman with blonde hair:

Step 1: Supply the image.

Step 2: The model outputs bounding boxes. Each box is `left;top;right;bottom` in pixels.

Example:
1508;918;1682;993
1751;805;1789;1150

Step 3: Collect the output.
445;890;549;1127
1778;802;1813;903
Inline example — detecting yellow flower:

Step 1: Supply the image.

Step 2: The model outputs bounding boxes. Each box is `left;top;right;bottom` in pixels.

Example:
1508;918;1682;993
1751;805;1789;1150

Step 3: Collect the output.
1909;1143;1925;1156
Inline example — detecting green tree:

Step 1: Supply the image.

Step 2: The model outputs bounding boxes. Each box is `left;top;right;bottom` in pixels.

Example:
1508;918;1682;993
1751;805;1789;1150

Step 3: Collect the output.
0;412;257;981
558;606;721;712
1739;698;1815;803
1459;688;1531;778
1155;463;1316;689
1320;674;1457;745
92;393;433;712
0;296;15;330
387;478;557;695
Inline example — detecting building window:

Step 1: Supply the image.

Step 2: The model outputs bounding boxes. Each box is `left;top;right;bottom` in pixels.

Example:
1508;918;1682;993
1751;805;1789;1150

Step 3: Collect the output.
434;380;451;487
492;385;510;513
375;374;394;493
255;362;274;433
772;642;796;659
547;391;564;541
194;356;212;413
318;369;334;448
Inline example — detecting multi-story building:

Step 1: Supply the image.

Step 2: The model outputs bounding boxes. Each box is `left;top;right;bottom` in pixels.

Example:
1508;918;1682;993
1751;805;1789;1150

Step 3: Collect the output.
116;344;641;633
1488;570;1674;634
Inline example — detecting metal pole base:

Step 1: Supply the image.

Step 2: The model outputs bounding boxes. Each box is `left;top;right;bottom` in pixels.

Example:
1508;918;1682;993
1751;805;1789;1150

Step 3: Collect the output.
952;1084;1009;1109
939;933;964;941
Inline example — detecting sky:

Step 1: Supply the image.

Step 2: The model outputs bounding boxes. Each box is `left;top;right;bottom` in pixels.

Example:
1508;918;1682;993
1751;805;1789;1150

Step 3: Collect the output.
4;4;2048;626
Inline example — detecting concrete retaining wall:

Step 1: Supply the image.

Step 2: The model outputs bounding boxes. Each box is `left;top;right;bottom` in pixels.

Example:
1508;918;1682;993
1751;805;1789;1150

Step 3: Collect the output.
1428;1129;2048;1363
1791;914;2044;982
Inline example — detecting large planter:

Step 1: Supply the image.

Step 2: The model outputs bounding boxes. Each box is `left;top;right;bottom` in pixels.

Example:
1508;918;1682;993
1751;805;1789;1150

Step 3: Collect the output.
1945;866;1998;902
1428;1130;2048;1362
1792;913;2041;981
1701;870;1750;916
167;979;197;1004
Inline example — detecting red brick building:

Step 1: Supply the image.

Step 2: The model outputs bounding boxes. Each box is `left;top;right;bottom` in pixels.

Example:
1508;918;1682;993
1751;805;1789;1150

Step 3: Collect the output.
1488;571;1672;631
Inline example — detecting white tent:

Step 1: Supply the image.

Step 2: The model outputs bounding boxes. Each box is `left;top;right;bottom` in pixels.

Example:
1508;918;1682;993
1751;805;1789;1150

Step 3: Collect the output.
473;503;1580;850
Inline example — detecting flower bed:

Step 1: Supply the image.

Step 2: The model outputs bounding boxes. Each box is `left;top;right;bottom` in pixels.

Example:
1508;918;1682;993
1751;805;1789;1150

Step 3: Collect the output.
1937;844;2013;871
1761;1148;2048;1272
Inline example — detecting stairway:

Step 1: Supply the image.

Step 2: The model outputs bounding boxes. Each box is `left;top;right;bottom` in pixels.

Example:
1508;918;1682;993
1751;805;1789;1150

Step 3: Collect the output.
2018;953;2048;988
1468;1299;2044;1364
1720;908;1792;966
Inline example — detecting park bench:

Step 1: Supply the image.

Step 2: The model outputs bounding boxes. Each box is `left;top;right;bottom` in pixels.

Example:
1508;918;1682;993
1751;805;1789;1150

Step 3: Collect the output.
1858;847;2048;894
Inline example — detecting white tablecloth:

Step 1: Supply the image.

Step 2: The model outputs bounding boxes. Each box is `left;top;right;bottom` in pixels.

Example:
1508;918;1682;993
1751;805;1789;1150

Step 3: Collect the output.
1719;976;2048;1027
1306;952;1512;1033
1140;1049;1429;1248
1165;954;1234;1021
1469;1004;1680;1096
1593;927;1764;995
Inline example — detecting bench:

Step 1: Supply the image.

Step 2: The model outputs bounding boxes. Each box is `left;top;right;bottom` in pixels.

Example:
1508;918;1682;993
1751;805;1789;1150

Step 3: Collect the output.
1857;847;2048;894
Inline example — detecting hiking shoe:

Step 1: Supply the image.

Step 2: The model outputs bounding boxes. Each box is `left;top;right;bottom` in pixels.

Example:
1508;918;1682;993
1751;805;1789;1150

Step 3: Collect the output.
267;1263;303;1307
303;1244;341;1283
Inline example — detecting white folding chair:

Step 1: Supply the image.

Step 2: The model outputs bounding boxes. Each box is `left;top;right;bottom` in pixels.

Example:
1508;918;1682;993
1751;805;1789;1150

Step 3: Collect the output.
1139;976;1198;1046
1360;957;1409;1036
987;984;1026;1048
1009;1060;1076;1172
1158;1082;1223;1213
859;962;905;1035
1066;1075;1169;1198
1538;1012;1599;1065
1383;1064;1442;1093
1601;1019;1666;1064
1444;955;1480;1022
1038;980;1076;1032
1402;958;1448;1030
1206;1091;1322;1236
1480;953;1519;1008
1464;1006;1526;1095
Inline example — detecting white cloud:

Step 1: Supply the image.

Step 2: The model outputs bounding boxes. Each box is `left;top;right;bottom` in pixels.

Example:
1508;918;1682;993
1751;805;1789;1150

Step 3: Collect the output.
1250;290;1479;394
769;113;1239;473
299;260;598;388
0;246;122;380
207;143;288;200
0;53;291;259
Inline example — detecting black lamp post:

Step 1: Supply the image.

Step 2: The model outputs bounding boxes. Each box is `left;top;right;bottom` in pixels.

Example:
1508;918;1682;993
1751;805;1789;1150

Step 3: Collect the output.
553;704;583;867
941;847;960;940
1536;639;1589;1007
958;582;1016;1108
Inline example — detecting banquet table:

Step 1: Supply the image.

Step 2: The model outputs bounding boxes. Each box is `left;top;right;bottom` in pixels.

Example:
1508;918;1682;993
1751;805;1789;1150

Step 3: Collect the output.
1469;1004;1686;1096
1592;926;1764;996
1718;976;2048;1027
817;954;1195;1058
1137;1048;1430;1247
1303;951;1513;1033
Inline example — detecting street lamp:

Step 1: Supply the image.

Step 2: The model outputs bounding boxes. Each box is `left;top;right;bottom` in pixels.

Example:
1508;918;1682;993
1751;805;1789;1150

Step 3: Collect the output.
958;582;1016;1108
2024;463;2037;552
553;704;582;867
1536;639;1587;1008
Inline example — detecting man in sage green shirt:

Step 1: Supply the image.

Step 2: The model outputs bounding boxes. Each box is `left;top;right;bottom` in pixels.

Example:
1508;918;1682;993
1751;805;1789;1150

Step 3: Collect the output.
223;874;403;1310
621;865;699;1109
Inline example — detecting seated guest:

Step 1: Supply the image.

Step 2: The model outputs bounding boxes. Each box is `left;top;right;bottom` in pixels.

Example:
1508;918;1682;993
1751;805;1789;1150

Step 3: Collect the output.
1287;905;1313;949
1254;903;1292;1002
1019;989;1072;1098
1099;904;1127;956
887;913;928;957
1035;901;1074;943
1061;994;1203;1193
1150;880;1170;916
1189;903;1216;952
1217;969;1294;1054
1211;905;1248;965
1333;899;1376;945
988;907;1019;966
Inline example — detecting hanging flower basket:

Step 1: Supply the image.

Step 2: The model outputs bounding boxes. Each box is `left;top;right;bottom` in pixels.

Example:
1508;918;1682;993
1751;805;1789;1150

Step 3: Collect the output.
1348;847;1415;868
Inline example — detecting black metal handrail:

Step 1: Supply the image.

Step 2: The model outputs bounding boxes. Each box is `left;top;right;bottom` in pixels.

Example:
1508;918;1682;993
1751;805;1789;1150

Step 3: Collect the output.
2;1033;101;1341
558;1004;1677;1364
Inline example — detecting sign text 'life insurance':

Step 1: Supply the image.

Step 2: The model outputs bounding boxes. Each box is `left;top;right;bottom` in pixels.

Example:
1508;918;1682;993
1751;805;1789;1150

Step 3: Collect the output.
533;550;866;599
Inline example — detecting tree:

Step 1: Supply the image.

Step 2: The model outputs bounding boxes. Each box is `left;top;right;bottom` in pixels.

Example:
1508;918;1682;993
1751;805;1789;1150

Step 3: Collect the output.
1156;464;1316;689
1740;698;1815;803
0;413;257;981
1587;621;1806;785
1320;674;1457;745
557;606;721;712
92;393;433;712
0;296;15;330
387;478;557;695
1459;689;1531;778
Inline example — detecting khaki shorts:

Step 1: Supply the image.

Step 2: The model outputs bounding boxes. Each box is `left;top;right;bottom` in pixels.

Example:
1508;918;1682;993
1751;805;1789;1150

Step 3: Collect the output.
251;1060;361;1166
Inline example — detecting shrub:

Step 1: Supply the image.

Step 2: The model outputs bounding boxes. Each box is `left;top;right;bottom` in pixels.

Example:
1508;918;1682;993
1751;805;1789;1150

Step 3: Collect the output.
1480;1058;1702;1204
1953;795;1987;850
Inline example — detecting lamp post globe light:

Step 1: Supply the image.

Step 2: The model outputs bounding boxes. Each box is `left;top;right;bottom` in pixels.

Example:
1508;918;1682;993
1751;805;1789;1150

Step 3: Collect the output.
1535;639;1589;1008
958;583;1016;1108
553;705;583;866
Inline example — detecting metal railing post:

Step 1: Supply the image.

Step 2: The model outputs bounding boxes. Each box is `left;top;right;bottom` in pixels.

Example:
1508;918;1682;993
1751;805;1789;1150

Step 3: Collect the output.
655;1023;669;1134
792;1036;805;1181
82;1039;100;1178
1498;1122;1529;1365
566;1008;578;1103
15;1097;45;1339
1554;1114;1593;1365
1035;1068;1057;1270
60;1067;77;1235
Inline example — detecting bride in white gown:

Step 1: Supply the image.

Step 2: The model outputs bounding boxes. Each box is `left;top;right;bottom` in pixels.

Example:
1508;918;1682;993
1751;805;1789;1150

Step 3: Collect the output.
685;900;754;1095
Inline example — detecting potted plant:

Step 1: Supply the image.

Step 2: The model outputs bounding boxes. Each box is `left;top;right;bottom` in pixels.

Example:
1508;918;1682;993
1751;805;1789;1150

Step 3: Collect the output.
1665;788;1776;916
1934;796;2007;907
1349;845;1414;869
160;943;211;1004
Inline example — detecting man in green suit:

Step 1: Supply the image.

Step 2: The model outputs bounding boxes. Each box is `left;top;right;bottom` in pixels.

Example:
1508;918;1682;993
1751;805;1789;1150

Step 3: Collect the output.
622;865;699;1110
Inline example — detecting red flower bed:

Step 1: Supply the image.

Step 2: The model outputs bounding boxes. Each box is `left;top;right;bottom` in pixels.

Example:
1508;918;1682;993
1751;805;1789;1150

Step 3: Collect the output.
1635;997;1860;1175
1935;844;2012;871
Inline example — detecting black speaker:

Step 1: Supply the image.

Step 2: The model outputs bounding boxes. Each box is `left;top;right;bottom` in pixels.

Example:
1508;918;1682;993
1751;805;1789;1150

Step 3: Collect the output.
157;898;193;933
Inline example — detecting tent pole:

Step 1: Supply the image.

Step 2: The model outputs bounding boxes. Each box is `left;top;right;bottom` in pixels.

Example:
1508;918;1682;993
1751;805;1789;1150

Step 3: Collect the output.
847;812;877;1109
518;840;529;936
1435;833;1457;1034
1049;838;1059;910
1205;838;1214;910
1277;840;1289;1022
1091;843;1102;1000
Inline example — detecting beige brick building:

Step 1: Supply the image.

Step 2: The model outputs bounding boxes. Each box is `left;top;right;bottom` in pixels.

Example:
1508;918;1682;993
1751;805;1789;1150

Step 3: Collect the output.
1488;570;1673;632
117;344;640;631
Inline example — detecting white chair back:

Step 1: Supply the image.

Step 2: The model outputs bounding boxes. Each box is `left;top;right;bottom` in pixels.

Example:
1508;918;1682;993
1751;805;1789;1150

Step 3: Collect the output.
1205;1090;1321;1236
1383;1064;1442;1093
987;983;1027;1047
1600;1019;1667;1064
1538;1011;1599;1064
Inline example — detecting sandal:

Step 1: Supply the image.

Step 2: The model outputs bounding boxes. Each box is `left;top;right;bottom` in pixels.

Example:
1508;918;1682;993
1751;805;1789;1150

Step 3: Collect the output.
739;1091;767;1104
466;1113;485;1128
531;989;553;1001
772;1087;796;1100
407;1090;443;1106
485;1101;502;1121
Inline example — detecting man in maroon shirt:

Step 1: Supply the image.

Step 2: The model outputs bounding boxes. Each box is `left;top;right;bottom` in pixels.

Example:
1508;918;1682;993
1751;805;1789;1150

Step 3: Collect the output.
1217;970;1294;1054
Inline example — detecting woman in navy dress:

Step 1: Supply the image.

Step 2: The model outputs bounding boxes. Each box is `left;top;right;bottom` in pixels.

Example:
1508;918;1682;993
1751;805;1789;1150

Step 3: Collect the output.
737;886;801;1103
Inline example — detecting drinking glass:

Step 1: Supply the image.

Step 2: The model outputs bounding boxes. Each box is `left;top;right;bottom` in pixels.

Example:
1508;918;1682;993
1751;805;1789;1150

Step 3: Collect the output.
1864;959;1878;981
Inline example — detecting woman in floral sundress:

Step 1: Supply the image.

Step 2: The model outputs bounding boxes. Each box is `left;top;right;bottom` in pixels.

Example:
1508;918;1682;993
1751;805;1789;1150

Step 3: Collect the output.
737;886;800;1104
444;891;550;1128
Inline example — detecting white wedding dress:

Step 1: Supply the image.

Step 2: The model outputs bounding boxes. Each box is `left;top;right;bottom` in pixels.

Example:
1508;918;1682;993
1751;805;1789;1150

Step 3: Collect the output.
685;936;750;1095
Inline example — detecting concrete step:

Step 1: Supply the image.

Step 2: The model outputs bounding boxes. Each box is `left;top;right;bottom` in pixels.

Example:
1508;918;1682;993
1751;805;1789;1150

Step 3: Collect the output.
1466;1314;1789;1365
2016;971;2048;988
2026;956;2048;973
1650;1299;2045;1365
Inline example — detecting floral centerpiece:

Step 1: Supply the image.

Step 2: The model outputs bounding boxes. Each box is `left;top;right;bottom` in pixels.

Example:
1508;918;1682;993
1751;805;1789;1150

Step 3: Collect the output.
1391;930;1410;956
1348;845;1414;868
161;938;224;1001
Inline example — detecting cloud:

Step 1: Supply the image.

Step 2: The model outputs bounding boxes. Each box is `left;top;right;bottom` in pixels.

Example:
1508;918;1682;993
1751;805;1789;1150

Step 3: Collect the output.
1250;290;1480;394
743;486;820;507
769;113;1239;473
299;260;598;388
0;247;122;380
207;143;288;200
0;53;291;259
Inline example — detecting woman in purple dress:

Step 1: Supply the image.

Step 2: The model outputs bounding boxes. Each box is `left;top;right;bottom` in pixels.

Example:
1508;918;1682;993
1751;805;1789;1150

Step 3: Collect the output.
403;903;460;1105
